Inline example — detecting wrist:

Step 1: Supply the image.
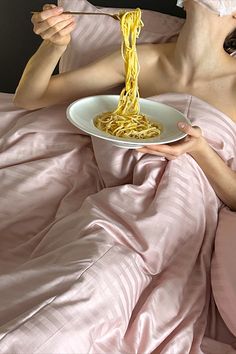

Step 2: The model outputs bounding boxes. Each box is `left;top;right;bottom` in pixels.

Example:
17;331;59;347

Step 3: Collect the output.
189;137;209;159
42;40;68;54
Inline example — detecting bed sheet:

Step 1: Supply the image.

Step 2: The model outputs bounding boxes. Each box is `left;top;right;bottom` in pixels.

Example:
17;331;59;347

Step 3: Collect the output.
0;92;236;353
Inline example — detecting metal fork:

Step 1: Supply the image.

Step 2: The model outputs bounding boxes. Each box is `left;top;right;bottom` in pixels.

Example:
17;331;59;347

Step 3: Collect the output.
31;11;121;20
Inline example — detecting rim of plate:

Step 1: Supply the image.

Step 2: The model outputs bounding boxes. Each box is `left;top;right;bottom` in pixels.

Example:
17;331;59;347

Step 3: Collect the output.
66;95;191;146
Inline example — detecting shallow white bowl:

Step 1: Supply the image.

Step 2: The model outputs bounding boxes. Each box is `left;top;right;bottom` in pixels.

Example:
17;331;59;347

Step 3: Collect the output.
66;95;191;149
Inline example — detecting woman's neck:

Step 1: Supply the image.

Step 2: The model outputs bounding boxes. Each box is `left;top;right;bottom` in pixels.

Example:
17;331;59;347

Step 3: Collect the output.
172;1;236;84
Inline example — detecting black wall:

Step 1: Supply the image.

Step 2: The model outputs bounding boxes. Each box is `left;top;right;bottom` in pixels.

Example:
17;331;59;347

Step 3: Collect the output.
0;1;185;93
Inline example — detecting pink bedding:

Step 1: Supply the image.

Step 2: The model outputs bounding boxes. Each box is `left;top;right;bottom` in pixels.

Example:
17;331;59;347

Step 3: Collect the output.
0;92;235;353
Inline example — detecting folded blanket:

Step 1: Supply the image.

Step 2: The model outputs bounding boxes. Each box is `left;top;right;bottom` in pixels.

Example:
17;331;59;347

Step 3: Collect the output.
0;92;235;354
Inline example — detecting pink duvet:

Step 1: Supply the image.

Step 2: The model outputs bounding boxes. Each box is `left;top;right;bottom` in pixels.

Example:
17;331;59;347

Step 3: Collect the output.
0;92;235;353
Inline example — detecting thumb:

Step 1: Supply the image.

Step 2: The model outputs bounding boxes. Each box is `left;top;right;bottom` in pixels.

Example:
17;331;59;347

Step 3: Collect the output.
177;122;202;138
43;4;57;11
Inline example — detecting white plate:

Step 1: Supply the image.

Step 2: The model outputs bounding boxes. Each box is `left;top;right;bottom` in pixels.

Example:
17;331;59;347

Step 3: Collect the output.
66;95;191;149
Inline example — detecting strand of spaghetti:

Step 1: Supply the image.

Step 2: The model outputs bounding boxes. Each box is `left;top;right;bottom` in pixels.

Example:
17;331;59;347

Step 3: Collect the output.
94;8;162;139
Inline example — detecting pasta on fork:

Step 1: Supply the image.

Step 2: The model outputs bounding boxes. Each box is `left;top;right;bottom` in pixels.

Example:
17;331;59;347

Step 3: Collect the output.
94;9;162;139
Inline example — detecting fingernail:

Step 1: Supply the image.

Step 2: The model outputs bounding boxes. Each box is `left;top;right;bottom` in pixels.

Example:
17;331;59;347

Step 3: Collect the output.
178;122;186;129
56;7;63;12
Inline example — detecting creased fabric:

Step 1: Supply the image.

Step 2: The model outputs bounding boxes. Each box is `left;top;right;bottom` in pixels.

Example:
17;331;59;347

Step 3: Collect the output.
0;92;235;354
176;0;236;16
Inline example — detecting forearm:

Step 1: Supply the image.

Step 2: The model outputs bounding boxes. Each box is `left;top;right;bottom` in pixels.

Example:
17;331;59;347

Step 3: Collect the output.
191;141;236;211
14;40;67;109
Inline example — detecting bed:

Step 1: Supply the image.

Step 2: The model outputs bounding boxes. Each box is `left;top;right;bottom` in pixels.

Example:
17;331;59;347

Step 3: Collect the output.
0;1;236;353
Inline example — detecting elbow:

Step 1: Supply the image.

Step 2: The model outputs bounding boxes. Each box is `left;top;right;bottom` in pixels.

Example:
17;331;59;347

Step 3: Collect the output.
12;99;29;110
13;95;41;111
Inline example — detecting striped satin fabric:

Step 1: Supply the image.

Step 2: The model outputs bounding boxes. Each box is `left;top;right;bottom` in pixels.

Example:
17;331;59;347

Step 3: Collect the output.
0;91;236;353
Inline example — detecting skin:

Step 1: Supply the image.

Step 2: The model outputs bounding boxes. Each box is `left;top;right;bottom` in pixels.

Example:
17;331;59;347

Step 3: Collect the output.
13;2;236;210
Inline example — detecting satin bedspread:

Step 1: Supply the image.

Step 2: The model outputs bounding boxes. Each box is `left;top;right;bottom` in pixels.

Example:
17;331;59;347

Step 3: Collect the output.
0;92;235;354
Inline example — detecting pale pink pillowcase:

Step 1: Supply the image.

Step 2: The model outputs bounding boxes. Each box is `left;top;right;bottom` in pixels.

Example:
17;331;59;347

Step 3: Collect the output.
57;0;184;73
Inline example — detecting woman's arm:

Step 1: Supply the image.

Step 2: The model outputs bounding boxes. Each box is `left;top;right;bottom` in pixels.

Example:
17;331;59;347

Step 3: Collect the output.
14;40;68;109
138;123;236;211
191;141;236;211
14;5;73;109
13;4;124;110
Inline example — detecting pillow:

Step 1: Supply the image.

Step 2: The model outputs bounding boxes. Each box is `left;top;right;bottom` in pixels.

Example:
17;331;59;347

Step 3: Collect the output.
58;0;185;73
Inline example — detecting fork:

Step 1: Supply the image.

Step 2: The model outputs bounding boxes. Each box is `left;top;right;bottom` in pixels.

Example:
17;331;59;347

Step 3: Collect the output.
31;11;121;20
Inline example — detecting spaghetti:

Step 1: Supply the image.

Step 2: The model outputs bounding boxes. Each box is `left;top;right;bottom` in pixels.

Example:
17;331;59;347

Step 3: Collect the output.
94;8;162;139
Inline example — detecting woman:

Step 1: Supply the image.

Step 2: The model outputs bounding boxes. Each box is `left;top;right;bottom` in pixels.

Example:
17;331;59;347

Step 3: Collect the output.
14;0;236;210
6;2;235;352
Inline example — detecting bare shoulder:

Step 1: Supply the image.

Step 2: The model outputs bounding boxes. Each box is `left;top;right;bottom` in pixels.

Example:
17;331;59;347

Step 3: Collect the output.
137;43;175;59
137;42;175;64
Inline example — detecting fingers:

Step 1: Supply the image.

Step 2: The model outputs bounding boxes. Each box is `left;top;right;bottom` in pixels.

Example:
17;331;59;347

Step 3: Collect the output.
144;140;192;157
136;123;204;159
31;6;63;29
31;4;76;40
42;20;76;41
137;146;179;160
137;135;198;159
33;6;63;22
34;15;75;38
43;4;57;11
32;6;64;23
177;122;202;138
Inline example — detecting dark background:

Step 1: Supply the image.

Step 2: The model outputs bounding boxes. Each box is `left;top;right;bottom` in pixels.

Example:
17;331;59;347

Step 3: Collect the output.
0;1;185;93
